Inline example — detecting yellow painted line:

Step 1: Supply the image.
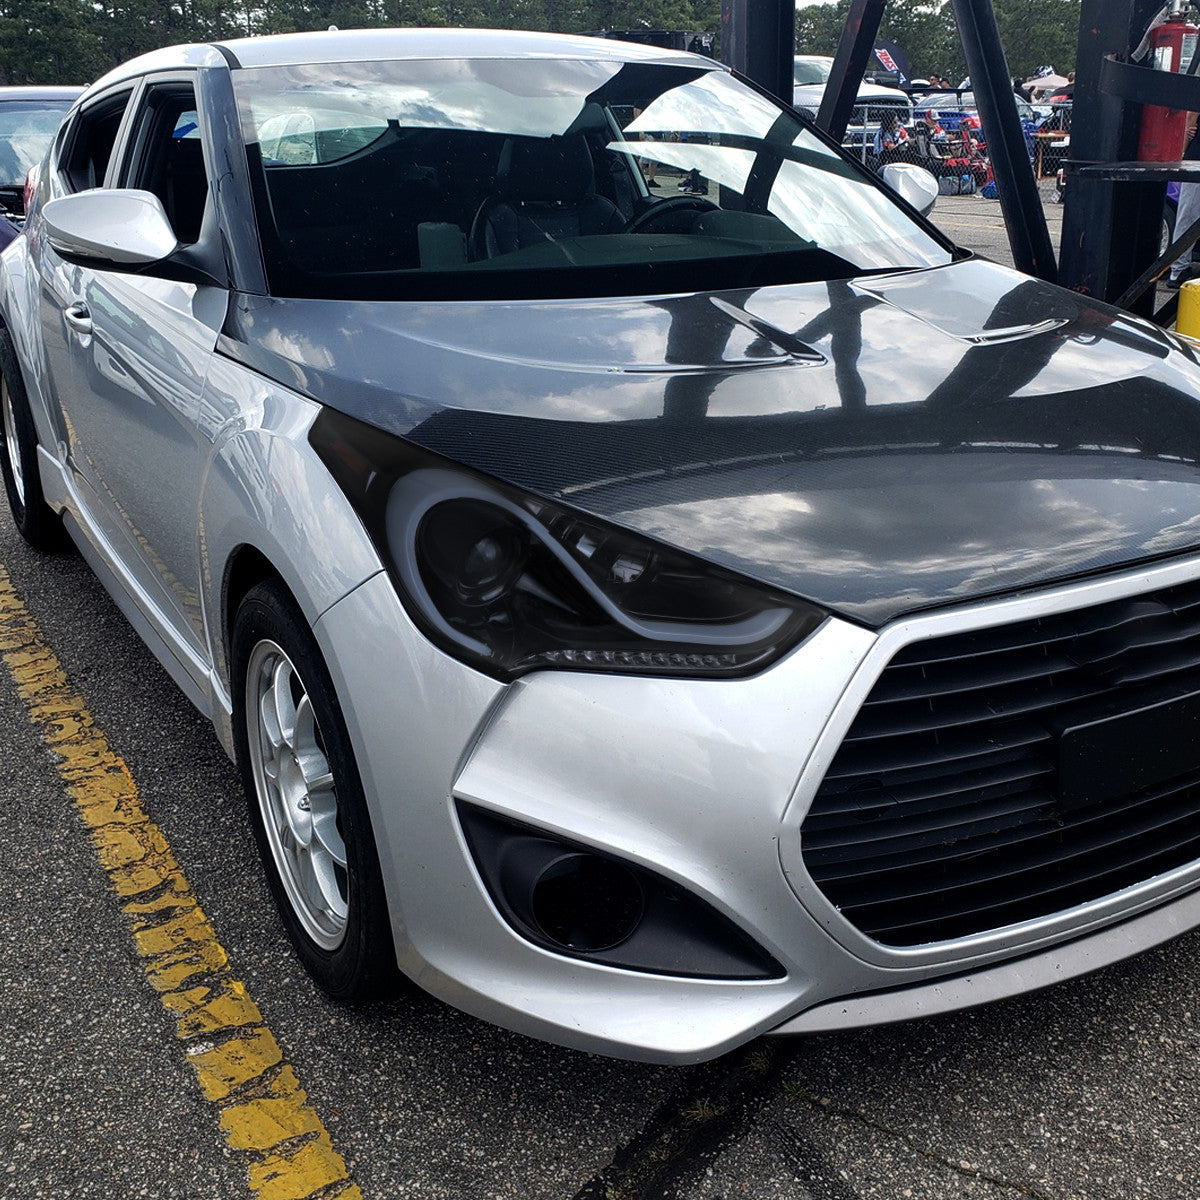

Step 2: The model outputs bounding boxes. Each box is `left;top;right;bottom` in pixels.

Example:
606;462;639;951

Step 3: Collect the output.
0;564;362;1200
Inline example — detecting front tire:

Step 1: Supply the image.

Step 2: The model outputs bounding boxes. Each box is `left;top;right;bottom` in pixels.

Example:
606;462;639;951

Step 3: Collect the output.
232;579;398;1002
0;329;62;551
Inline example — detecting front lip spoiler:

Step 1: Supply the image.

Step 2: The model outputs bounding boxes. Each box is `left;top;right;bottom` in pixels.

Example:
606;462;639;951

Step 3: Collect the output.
769;880;1200;1035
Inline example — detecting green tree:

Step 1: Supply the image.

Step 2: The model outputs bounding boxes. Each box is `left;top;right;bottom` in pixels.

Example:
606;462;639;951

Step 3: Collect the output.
581;0;710;33
0;0;106;83
0;0;1079;87
796;1;960;79
879;3;960;79
91;0;170;66
794;2;851;56
993;0;1079;78
795;0;1078;84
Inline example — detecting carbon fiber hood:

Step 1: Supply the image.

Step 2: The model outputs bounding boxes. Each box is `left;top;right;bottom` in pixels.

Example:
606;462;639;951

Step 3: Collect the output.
221;257;1200;626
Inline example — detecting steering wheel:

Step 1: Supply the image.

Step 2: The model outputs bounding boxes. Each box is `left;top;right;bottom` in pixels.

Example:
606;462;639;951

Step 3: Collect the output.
624;194;719;234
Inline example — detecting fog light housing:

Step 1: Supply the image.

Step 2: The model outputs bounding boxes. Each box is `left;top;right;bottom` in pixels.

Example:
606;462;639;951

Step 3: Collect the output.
459;803;783;980
527;853;644;951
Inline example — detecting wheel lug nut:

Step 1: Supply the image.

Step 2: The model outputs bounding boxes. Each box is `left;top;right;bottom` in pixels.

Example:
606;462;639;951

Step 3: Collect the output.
297;796;311;812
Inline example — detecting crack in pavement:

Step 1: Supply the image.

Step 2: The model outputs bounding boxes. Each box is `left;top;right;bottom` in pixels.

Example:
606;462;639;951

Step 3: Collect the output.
779;1083;1058;1199
570;1042;798;1200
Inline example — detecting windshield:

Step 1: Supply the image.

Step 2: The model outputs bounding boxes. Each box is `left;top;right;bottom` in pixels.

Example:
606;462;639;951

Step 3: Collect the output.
233;57;951;301
925;91;1034;119
927;92;972;110
793;58;832;87
0;99;74;189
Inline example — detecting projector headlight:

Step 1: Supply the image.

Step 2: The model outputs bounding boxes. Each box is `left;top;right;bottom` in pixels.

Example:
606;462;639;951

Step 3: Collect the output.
312;408;825;681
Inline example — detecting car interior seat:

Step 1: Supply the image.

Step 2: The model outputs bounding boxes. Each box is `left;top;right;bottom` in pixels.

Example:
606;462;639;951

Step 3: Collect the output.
162;135;208;244
468;134;625;260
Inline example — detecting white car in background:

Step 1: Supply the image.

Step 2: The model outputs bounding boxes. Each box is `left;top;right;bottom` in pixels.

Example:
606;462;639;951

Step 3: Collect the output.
793;54;914;128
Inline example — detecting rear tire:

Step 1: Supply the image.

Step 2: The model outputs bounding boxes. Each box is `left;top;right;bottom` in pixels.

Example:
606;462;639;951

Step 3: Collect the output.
232;578;399;1002
0;329;63;551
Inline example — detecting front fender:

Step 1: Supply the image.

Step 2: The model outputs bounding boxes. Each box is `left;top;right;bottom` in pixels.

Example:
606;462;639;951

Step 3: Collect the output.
0;236;58;455
196;352;384;744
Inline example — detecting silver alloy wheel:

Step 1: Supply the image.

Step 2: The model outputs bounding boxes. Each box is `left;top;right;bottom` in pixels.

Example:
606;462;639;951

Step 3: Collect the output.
246;638;349;949
1;376;24;506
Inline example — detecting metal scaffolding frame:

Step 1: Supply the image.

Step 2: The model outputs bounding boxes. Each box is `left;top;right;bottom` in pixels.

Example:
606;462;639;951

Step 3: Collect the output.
722;0;1200;321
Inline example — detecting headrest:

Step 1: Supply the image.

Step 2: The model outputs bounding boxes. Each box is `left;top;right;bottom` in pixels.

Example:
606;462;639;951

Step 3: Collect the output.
497;135;594;204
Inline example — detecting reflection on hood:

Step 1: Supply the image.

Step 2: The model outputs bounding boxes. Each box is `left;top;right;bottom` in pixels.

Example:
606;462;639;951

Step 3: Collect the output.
220;258;1200;626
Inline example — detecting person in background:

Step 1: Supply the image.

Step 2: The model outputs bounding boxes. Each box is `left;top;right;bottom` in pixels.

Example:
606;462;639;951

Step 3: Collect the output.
1049;70;1075;102
1169;111;1200;288
874;109;909;158
631;108;660;188
909;107;947;161
919;108;947;141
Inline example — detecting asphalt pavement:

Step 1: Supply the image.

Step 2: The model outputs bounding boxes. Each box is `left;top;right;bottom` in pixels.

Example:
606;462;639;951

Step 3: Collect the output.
5;188;1200;1200
930;179;1063;266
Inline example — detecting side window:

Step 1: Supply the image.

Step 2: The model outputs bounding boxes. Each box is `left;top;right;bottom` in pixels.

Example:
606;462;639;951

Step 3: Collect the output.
60;90;133;192
124;82;210;245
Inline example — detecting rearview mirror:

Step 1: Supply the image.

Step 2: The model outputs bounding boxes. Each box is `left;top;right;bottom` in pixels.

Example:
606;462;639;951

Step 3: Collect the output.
42;188;179;268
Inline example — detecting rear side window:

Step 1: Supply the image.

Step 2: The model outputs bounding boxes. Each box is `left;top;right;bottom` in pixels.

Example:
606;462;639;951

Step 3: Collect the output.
60;90;132;192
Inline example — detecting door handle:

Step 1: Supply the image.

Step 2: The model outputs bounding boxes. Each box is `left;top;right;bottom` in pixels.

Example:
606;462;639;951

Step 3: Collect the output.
63;302;92;335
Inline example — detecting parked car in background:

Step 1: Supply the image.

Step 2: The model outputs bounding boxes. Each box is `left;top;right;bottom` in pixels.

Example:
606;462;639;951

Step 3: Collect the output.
923;89;1039;157
9;29;1200;1065
0;87;83;249
793;54;913;154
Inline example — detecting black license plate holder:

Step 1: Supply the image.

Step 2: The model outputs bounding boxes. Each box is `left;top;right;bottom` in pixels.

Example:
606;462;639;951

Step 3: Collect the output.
1058;689;1200;810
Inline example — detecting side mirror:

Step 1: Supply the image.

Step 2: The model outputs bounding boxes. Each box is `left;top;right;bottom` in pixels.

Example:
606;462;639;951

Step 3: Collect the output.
879;162;939;218
42;188;179;268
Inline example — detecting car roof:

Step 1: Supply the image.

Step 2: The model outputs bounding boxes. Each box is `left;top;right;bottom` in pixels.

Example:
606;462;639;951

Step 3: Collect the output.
0;86;85;101
85;27;726;94
792;55;910;102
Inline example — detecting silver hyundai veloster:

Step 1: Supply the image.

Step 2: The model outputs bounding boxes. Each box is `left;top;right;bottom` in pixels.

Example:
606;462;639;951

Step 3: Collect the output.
7;28;1200;1063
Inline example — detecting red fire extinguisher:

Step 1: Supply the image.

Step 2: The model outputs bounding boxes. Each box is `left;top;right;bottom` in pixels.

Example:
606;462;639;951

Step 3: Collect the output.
1138;0;1199;161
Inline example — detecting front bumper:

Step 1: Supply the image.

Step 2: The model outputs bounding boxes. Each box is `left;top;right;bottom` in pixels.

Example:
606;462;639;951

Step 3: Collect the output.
315;556;1200;1064
774;878;1200;1034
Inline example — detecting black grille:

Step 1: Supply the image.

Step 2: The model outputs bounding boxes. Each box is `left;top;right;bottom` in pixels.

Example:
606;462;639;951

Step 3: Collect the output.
802;578;1200;946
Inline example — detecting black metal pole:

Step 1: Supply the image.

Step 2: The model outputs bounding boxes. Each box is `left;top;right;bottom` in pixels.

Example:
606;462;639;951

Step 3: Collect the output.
816;0;887;144
950;0;1058;282
720;0;794;105
1059;0;1164;315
